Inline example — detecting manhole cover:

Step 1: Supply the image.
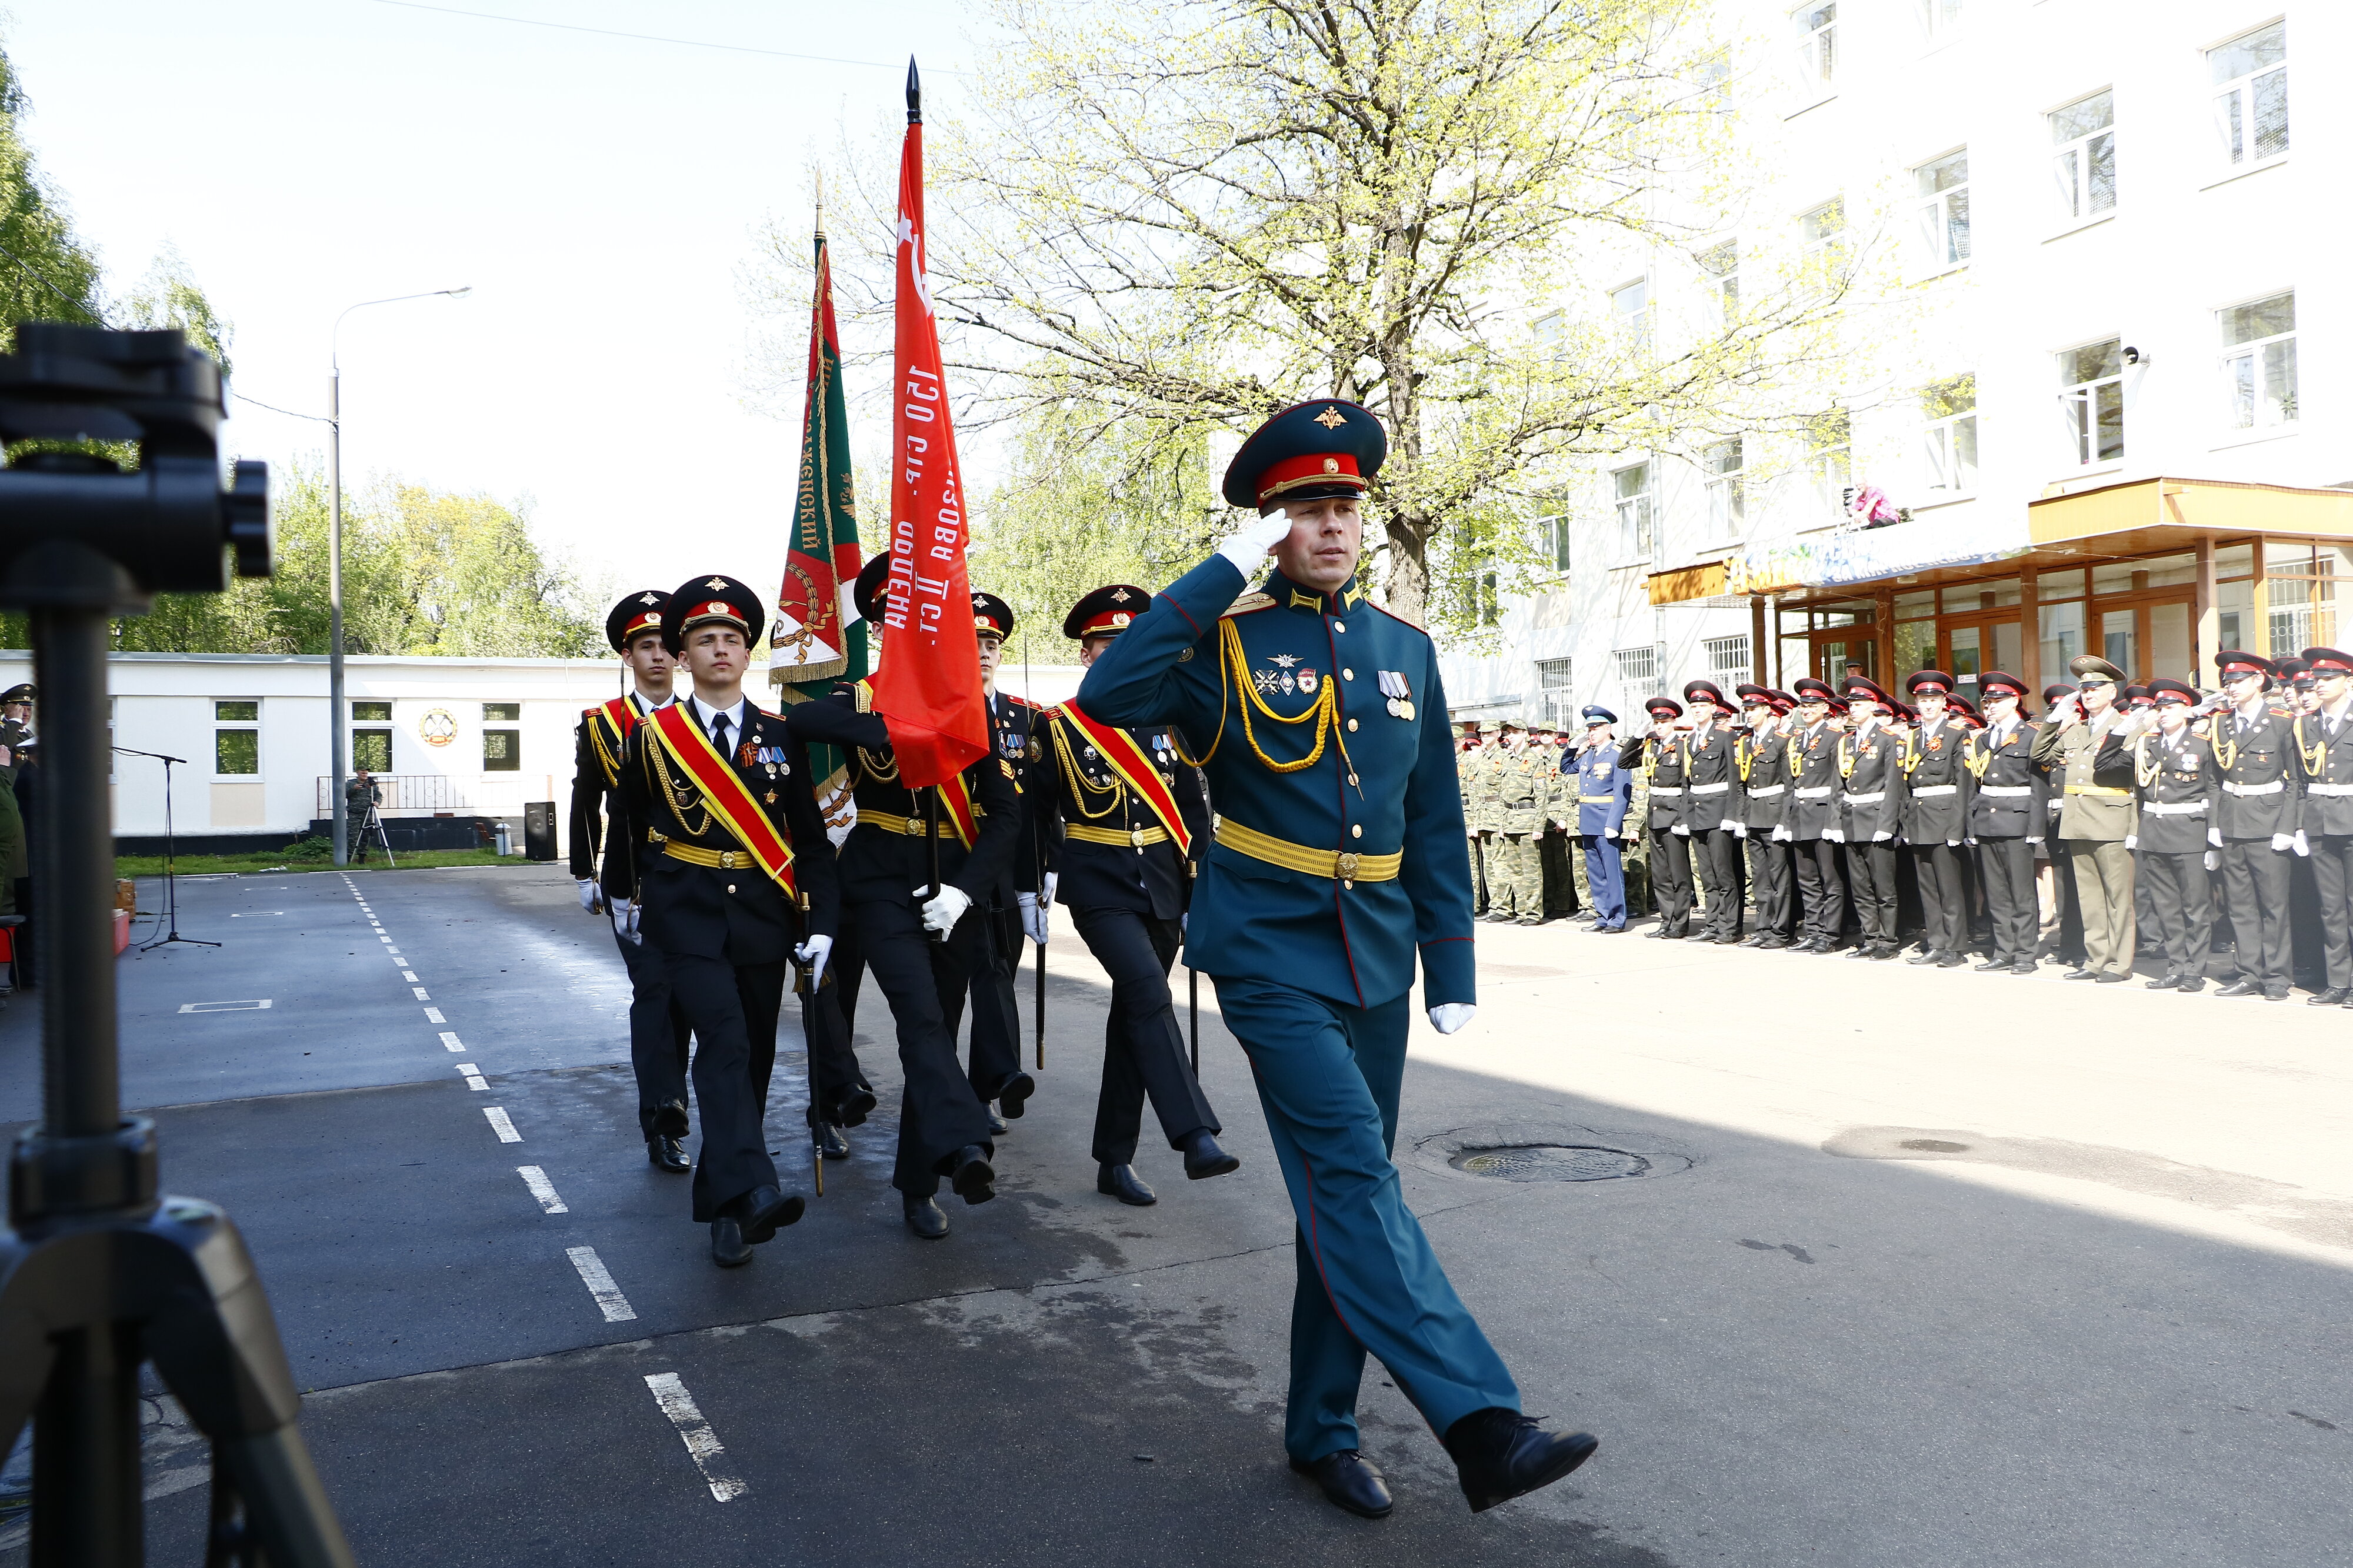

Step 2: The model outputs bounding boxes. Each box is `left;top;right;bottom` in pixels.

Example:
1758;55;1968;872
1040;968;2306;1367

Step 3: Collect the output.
1448;1144;1650;1182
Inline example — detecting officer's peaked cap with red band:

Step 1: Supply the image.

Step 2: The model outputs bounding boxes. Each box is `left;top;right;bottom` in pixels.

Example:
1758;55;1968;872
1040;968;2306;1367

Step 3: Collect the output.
1844;676;1895;710
1792;677;1838;704
1734;682;1775;706
1645;695;1684;718
2148;678;2199;706
1064;584;1151;640
971;590;1014;640
1978;670;2029;701
1682;679;1732;710
2215;649;2274;682
606;589;671;653
1905;669;1955;697
661;575;764;655
2302;646;2353;675
1222;398;1387;512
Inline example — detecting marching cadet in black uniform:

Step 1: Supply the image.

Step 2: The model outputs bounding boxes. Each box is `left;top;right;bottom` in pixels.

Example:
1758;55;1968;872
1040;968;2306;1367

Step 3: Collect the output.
1898;670;1973;968
1038;585;1238;1206
571;592;694;1170
1835;677;1907;959
2294;648;2353;1007
1680;680;1745;943
2208;650;2307;1000
785;555;1032;1239
968;589;1038;1136
607;576;838;1267
1625;696;1694;938
1735;684;1793;948
1785;678;1847;953
1965;672;2044;975
2117;679;2219;992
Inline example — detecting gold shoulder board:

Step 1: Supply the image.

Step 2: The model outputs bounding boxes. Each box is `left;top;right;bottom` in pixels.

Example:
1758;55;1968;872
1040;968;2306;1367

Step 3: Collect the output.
1222;592;1276;619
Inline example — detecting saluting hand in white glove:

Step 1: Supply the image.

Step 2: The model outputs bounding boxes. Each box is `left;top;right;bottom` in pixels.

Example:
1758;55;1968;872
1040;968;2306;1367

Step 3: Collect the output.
1215;513;1294;575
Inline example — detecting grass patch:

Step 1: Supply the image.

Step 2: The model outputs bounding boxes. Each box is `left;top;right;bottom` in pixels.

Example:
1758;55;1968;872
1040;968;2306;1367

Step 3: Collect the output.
115;849;541;878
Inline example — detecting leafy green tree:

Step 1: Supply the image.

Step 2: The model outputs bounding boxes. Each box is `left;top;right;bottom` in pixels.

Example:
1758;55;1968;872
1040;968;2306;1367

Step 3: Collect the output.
0;41;102;332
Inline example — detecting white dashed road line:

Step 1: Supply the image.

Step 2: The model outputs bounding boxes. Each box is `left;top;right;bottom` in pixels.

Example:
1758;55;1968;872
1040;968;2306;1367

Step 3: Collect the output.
516;1165;568;1213
178;999;272;1013
643;1374;743;1501
412;987;431;1000
456;1063;490;1090
568;1246;638;1323
440;1032;465;1052
483;1107;522;1143
401;970;419;982
424;1007;446;1024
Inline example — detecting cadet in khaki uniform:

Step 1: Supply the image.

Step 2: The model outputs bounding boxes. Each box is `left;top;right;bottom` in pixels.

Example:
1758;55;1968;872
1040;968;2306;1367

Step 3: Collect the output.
2032;655;2139;982
1487;722;1545;924
1457;723;1489;915
2119;679;2219;992
2208;650;2305;1000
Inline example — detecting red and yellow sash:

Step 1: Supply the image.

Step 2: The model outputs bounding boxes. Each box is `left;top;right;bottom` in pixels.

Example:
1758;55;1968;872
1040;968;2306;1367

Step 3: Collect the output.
586;695;641;786
855;679;979;848
1054;701;1192;855
645;702;796;899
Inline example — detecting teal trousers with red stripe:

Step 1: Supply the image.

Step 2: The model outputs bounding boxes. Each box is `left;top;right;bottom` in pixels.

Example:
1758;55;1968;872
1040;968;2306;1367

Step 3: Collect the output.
1212;976;1520;1461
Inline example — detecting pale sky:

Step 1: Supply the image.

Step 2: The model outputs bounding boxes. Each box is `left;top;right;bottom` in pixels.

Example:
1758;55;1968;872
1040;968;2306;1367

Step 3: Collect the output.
6;0;982;620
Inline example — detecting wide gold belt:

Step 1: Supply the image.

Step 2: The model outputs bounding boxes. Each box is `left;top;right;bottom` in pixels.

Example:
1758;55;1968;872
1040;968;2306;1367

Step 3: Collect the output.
662;841;756;870
1066;822;1170;849
858;809;963;838
1215;818;1401;885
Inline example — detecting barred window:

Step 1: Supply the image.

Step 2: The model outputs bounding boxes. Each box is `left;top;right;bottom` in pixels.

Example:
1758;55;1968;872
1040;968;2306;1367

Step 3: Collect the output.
1537;658;1576;729
1614;645;1658;690
1705;634;1752;683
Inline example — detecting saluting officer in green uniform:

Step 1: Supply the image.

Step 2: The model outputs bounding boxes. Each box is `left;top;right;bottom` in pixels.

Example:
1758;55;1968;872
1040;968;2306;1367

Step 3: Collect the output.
2032;655;2139;982
1080;399;1597;1520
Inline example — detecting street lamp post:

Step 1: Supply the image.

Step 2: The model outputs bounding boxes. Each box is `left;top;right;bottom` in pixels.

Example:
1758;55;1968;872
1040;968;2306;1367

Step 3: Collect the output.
328;288;471;866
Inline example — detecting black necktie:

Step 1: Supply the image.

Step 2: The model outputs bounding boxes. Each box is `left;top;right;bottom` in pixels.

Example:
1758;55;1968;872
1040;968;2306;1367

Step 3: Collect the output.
708;709;731;758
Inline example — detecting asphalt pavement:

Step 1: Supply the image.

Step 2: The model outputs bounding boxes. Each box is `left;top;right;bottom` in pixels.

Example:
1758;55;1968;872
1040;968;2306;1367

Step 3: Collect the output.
2;866;2349;1566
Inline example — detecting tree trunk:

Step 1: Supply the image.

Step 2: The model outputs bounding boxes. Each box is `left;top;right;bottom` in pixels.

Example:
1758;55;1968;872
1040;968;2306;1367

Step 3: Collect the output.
1382;511;1432;626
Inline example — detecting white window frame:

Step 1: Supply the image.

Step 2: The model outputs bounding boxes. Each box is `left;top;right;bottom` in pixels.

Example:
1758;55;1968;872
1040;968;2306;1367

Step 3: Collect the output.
1613;645;1658;695
1612;461;1655;563
2209;20;2288;172
1532;309;1565;357
1917;0;1963;46
1611;276;1651;353
212;698;261;779
1919;374;1978;498
2218;290;2297;431
1798;198;1845;299
1703;438;1747;541
2057;338;2126;468
2049;89;2116;226
1704;634;1752;685
1792;2;1837;98
1535;658;1576;730
1911;149;1971;274
1698;240;1739;330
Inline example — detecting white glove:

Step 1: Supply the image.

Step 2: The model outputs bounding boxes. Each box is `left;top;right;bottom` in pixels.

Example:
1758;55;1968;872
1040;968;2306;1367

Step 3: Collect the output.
1428;1003;1476;1035
794;932;834;987
2270;832;2294;853
2294;829;2311;858
1824;828;1846;843
2204;849;2221;872
613;898;641;945
1215;513;1292;575
1771;824;1792;843
1039;870;1059;909
576;878;600;913
2124;835;2137;850
919;883;973;935
1671;823;1690;837
2028;836;2044;846
1729;822;1748;839
1958;838;1972;848
2208;828;2224;848
1872;830;1892;842
1018;890;1049;945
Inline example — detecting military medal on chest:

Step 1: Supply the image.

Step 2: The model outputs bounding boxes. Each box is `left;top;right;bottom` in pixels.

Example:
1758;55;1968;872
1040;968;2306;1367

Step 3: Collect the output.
1377;669;1414;720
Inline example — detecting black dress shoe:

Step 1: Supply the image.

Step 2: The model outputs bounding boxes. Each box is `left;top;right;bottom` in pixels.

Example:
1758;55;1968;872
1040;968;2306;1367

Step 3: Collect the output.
2012;959;2039;976
1937;952;1968;969
1442;1407;1599;1514
2147;972;2183;990
1515;915;1545;926
988;1110;1010;1136
646;1135;689;1173
651;1097;689;1139
949;1145;996;1205
2175;975;2203;993
1907;948;1942;966
1975;959;2010;973
2215;978;2261;997
736;1185;805;1245
1871;942;1901;961
832;1086;877;1128
904;1196;949;1239
1738;934;1766;948
710;1216;751;1267
996;1071;1037;1120
814;1122;849;1160
1098;1163;1156;1206
1756;935;1791;950
2095;970;2128;985
1847;944;1877;960
1592;923;1627;934
2264;986;2291;1002
2064;968;2101;982
1289;1450;1393;1519
1182;1130;1241;1180
2309;987;2349;1006
1712;930;1743;945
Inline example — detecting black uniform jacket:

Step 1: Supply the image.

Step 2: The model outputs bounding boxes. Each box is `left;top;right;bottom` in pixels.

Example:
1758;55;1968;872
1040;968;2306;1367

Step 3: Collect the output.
1838;721;1908;840
785;686;1021;908
1899;716;1974;845
2118;727;2221;855
1787;721;1842;840
2209;704;2303;840
606;702;839;969
1681;719;1743;829
2297;705;2353;837
1038;708;1208;920
1967;719;2043;840
1738;726;1790;833
986;689;1048;900
569;691;665;880
1622;731;1688;832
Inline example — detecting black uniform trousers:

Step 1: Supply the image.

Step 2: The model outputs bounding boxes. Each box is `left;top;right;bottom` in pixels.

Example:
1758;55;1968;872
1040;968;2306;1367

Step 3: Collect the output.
1848;839;1901;943
1793;837;1843;944
2312;834;2353;990
1912;842;1967;953
805;923;876;1130
1747;836;1792;937
848;896;1002;1197
1070;907;1218;1165
1977;836;2037;964
1648;827;1693;933
2138;850;2212;978
1689;826;1742;938
615;922;693;1135
948;909;1024;1103
664;950;786;1225
2219;839;2293;990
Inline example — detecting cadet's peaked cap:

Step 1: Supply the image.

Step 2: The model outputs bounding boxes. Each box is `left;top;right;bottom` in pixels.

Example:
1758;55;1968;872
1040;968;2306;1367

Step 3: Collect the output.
2215;649;2273;681
2122;684;2152;708
1222;399;1387;512
1581;705;1618;725
970;591;1014;640
1844;675;1894;710
1768;689;1798;713
1792;676;1837;704
1683;679;1732;711
1905;669;1955;697
2148;678;2198;706
2070;653;2125;685
0;683;34;705
1645;695;1684;718
2043;682;2076;706
1948;693;1981;720
1735;682;1775;706
662;575;764;655
2275;656;2314;688
1065;584;1151;640
2301;646;2353;675
1978;670;2029;700
852;553;895;625
606;590;671;653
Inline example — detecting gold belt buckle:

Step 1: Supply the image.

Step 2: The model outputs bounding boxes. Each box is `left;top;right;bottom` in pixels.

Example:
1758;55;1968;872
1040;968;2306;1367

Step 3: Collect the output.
1335;850;1361;880
1131;827;1147;849
720;850;739;868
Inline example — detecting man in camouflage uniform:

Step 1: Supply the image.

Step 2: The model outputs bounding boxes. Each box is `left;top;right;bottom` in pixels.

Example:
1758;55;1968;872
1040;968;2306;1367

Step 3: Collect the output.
1486;722;1546;923
1458;722;1491;915
1539;730;1578;919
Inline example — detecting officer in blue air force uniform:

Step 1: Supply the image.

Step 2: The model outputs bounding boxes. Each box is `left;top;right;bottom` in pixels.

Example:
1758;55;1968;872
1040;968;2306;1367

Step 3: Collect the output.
1079;398;1598;1522
1568;706;1632;930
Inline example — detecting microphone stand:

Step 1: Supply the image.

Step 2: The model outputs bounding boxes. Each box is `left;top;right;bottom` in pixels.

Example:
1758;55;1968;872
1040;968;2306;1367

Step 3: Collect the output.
112;746;218;951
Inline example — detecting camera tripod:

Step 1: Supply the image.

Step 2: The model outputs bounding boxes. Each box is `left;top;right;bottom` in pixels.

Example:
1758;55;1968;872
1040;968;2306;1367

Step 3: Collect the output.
112;746;219;952
346;797;396;867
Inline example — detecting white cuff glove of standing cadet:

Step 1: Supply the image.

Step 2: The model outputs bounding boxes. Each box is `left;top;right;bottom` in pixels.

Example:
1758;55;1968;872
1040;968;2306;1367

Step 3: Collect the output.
1215;513;1293;575
2204;849;2221;872
2294;829;2311;857
576;878;599;913
2271;832;2294;853
794;932;833;987
1771;824;1792;843
1018;890;1049;945
1671;823;1690;837
613;898;641;945
919;884;973;935
2208;827;2224;848
2124;835;2138;850
1039;870;1059;909
1428;1003;1476;1035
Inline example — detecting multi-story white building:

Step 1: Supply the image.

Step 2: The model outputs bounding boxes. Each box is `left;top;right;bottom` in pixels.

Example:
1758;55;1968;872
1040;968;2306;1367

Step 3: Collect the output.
1444;1;2348;723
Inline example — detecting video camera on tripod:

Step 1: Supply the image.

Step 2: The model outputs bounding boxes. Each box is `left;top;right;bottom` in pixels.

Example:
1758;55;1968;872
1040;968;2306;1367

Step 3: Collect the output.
0;325;355;1566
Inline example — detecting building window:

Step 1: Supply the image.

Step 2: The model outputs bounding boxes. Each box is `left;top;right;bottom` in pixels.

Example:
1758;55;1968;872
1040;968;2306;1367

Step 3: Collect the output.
1794;3;1837;94
1918;0;1962;44
1913;149;1970;271
1704;438;1747;540
482;702;521;772
351;702;392;774
2210;21;2287;169
1698;241;1739;328
1613;645;1658;693
1536;658;1576;729
214;699;259;776
2058;339;2125;466
1611;278;1650;352
1806;416;1849;521
1705;634;1751;684
2264;544;2344;657
1544;516;1574;573
2219;291;2296;429
1613;462;1655;561
2050;90;2115;222
1799;198;1844;297
1532;309;1565;356
1920;375;1978;495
